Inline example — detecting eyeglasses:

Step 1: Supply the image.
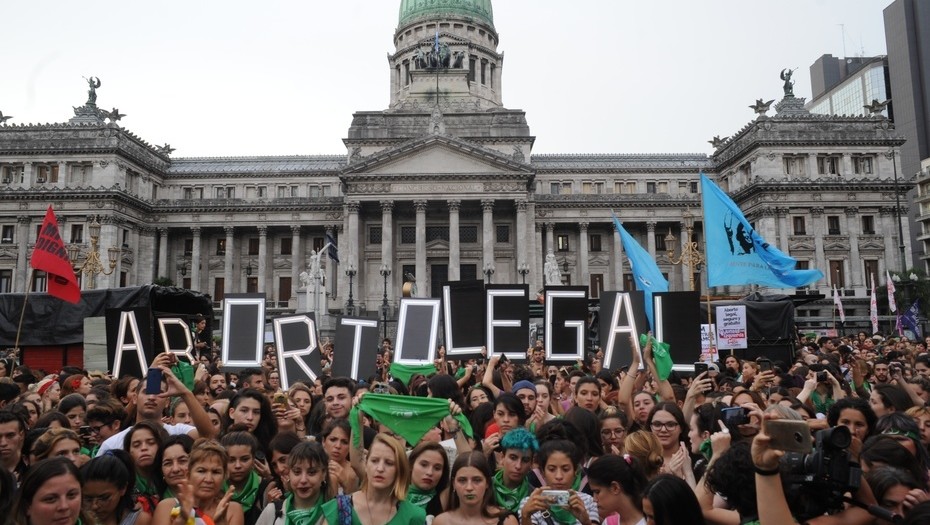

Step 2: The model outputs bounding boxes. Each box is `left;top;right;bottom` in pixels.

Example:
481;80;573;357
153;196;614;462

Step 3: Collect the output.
600;429;625;437
83;493;113;505
650;421;680;431
88;424;107;434
371;383;391;394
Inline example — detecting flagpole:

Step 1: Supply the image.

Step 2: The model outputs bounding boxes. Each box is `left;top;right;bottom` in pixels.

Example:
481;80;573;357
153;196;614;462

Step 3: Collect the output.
697;205;715;360
13;269;34;352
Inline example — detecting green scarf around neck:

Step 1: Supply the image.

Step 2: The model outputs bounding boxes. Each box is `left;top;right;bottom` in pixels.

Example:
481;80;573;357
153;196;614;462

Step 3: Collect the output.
229;470;261;510
405;484;436;509
350;393;472;448
284;493;325;525
135;475;157;497
492;469;528;513
548;504;577;525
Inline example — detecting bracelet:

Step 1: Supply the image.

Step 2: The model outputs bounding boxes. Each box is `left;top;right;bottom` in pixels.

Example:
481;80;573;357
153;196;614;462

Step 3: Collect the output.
754;465;780;476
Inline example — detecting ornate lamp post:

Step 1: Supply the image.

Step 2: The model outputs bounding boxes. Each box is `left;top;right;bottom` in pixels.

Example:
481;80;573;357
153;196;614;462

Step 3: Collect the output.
665;209;705;292
68;216;119;289
517;262;529;284
483;262;495;284
345;263;357;315
379;264;391;340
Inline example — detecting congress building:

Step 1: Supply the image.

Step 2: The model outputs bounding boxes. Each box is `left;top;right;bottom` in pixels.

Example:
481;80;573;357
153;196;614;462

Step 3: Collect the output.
0;0;912;334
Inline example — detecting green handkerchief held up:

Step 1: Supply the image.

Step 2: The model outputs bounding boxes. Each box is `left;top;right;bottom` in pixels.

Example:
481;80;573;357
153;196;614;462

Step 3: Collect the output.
640;333;673;381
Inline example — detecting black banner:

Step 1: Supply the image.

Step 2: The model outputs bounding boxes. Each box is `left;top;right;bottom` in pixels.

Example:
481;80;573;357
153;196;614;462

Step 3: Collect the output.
105;307;154;379
544;286;589;362
221;294;265;369
652;291;702;366
395;298;441;364
273;314;321;389
486;284;529;361
442;281;486;361
598;291;648;370
333;316;381;381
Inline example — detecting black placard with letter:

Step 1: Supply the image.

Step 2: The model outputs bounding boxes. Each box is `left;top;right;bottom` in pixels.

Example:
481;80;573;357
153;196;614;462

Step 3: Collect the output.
598;291;648;370
333;316;381;381
221;294;266;369
105;307;154;379
486;284;529;361
652;291;701;366
273;314;320;389
442;280;486;360
544;286;589;362
395;298;441;364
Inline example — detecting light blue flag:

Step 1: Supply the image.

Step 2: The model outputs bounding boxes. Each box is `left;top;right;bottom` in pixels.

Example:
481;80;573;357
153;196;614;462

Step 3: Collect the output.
700;173;824;288
611;212;668;330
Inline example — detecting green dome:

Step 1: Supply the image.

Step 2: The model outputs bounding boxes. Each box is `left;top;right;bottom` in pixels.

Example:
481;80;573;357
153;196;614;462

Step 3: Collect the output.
399;0;494;29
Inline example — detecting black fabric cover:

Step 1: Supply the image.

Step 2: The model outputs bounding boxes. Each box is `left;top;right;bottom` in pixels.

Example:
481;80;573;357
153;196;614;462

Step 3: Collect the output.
698;292;795;341
0;285;213;346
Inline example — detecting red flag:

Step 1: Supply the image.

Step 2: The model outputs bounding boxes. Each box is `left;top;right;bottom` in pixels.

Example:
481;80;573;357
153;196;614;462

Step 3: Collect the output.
30;206;80;304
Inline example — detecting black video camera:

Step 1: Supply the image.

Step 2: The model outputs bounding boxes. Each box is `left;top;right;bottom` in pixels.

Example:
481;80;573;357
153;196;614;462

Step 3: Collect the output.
781;425;861;520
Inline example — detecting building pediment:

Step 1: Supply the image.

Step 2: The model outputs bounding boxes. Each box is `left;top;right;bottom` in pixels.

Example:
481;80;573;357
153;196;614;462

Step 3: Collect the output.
341;134;533;180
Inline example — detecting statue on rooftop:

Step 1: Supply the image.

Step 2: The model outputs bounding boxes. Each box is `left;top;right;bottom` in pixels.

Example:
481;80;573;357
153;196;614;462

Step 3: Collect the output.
780;68;796;98
84;76;101;106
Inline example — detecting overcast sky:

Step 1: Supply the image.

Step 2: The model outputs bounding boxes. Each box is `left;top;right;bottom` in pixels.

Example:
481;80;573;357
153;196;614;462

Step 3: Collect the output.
0;1;890;158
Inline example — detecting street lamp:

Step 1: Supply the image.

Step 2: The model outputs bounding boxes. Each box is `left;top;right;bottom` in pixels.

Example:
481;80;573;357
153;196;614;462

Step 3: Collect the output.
379;264;391;340
345;263;357;315
665;209;705;291
69;216;119;289
517;262;529;284
483;263;495;284
245;260;253;277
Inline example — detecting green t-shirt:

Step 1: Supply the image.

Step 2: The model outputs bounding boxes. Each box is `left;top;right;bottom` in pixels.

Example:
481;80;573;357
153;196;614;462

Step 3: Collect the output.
320;496;426;525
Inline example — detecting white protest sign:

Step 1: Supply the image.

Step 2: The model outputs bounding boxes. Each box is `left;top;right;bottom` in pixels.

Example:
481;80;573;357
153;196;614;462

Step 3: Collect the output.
700;323;717;363
715;305;747;350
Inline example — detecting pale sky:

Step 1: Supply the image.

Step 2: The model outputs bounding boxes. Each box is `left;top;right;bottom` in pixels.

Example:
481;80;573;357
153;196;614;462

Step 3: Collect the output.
0;1;890;158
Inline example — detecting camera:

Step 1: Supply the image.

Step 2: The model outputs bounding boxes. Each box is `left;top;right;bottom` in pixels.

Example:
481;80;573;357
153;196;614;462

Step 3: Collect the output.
816;371;828;383
541;490;570;507
781;426;861;520
721;406;749;426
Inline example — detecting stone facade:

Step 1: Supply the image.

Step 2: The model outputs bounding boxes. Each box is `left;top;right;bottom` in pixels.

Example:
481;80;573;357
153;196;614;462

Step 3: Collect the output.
0;4;912;330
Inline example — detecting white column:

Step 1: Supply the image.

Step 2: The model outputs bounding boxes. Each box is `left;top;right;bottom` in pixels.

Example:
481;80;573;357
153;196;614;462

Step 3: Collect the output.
776;208;789;252
347;201;360;269
811;209;827;282
191;227;202;292
545;222;555;254
881;208;899;272
612;227;624;290
158;227;169;280
448;200;460;281
224;226;235;294
290;225;301;297
527;202;539;292
16;216;30;292
578;222;589;290
845;207;862;288
535;223;544;290
482;199;494;269
646;222;657;259
415;200;427;294
257;225;267;293
516;200;527;286
381;202;394;305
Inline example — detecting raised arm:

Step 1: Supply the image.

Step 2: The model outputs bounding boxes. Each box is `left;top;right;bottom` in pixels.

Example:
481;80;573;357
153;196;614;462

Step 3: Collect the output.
482;354;503;398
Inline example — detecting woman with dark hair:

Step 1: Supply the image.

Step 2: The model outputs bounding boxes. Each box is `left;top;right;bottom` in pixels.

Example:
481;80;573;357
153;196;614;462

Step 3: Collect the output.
563;407;604;464
573;377;602;413
641;474;707;525
224;389;278;458
255;441;334;525
587;454;647;525
599;407;628;456
861;436;928;490
11;400;39;429
434;451;517;525
81;450;150;525
58;393;87;433
465;386;493;413
532;379;558;424
865;466;924;521
406;441;450;519
159;435;194;499
827;396;876;443
152;439;244;525
483;393;527;455
703;442;758;524
12;457;90;525
268;431;302;491
124;420;168;511
871;384;915;418
111;377;140;408
428;374;466;411
645;402;692;484
321;418;358;494
518;440;598;525
595;370;619;406
219;431;266;525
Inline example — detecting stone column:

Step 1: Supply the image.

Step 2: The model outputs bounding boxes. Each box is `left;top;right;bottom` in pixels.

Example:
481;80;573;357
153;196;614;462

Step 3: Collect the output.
578;222;589;290
290;225;301;297
526;202;539;291
346;201;360;270
776;208;789;253
881;207;899;273
16;216;30;292
157;228;169;280
811;208;826;283
224;226;235;295
257;225;267;293
841;154;853;176
448;200;461;281
414;200;428;295
535;223;544;290
325;225;337;305
191;227;202;292
545;222;555;254
516;200;528;286
612;226;624;290
807;154;818;178
646;222;657;259
482;199;494;269
380;202;393;305
845;207;862;288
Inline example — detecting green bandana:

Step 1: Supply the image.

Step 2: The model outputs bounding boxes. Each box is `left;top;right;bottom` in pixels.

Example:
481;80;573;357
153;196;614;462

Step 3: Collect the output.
388;363;437;385
163;487;176;500
639;334;673;381
350;393;472;448
492;470;528;513
571;469;583;492
699;438;713;462
405;485;436;508
171;360;196;390
135;475;157;497
548;504;576;525
228;470;261;510
284;493;325;525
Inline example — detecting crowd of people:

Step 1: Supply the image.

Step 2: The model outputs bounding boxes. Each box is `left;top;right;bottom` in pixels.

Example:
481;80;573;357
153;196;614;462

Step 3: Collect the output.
3;330;930;525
